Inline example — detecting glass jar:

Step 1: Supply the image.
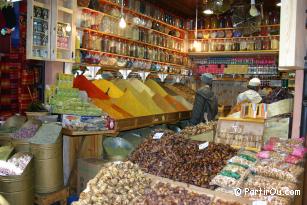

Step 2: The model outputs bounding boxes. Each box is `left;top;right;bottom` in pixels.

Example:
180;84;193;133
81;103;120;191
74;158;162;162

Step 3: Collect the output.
102;37;110;52
240;38;247;51
134;0;140;12
262;37;271;50
93;34;101;51
254;37;262;50
232;39;240;51
139;28;145;42
271;36;279;50
139;45;145;58
224;40;232;51
110;38;117;53
132;26;139;41
203;41;209;52
210;16;218;29
82;31;90;49
209;39;217;52
247;38;255;51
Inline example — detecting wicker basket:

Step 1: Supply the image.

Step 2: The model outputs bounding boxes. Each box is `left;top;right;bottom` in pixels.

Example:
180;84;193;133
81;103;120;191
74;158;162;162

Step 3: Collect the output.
77;0;90;7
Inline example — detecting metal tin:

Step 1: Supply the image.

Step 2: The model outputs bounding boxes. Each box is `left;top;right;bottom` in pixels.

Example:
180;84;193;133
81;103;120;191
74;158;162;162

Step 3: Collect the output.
0;153;34;205
30;138;63;194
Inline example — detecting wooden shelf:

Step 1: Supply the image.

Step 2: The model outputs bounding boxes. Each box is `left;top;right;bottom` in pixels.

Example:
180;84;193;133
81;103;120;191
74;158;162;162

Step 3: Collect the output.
188;24;280;32
77;27;186;54
98;0;186;33
62;128;118;136
33;17;49;22
73;63;188;75
77;48;187;67
189;50;279;57
188;35;280;41
79;7;184;41
57;47;70;51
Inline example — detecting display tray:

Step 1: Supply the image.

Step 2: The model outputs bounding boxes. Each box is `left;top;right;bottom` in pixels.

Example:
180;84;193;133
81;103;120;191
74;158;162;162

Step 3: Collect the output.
146;174;252;205
115;111;192;131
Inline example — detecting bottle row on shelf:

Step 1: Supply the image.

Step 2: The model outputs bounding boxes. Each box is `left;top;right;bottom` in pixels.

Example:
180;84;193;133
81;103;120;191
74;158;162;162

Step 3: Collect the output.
78;30;190;66
78;9;185;53
97;0;186;30
192;56;277;65
197;64;278;75
75;52;191;75
189;36;279;53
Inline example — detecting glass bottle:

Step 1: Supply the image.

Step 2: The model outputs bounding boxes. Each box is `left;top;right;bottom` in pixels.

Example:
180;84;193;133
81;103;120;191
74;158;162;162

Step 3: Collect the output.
210;16;218;29
262;37;271;50
203;41;209;52
132;26;139;41
224;39;232;51
209;39;216;52
247;38;255;51
240;38;247;51
110;38;117;53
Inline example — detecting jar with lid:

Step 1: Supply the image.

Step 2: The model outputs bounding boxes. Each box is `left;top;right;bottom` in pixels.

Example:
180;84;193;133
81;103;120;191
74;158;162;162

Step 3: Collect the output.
118;39;124;55
102;36;110;52
139;45;145;58
210;16;218;29
132;26;139;41
82;31;90;49
232;39;240;51
110;38;117;53
148;47;153;59
271;36;279;50
240;38;247;51
262;37;271;50
160;50;166;62
101;16;111;33
144;46;149;59
93;34;101;51
203;40;209;52
130;43;136;56
247;38;255;51
254;37;262;50
139;28;145;42
224;40;232;51
209;39;217;52
217;40;225;51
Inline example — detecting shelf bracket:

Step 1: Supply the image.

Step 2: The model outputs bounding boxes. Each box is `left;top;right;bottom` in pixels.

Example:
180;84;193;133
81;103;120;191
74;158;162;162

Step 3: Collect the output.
119;69;132;79
158;73;168;82
137;71;150;81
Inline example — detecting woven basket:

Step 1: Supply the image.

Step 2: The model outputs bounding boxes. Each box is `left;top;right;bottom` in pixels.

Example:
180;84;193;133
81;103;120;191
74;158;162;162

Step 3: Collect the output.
77;0;90;7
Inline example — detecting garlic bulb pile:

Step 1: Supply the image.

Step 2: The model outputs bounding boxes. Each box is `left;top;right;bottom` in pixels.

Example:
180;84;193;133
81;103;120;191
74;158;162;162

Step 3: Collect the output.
72;162;151;205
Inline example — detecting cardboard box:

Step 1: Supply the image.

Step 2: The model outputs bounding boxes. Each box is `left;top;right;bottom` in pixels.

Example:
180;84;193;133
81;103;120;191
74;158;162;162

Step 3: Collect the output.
77;158;108;193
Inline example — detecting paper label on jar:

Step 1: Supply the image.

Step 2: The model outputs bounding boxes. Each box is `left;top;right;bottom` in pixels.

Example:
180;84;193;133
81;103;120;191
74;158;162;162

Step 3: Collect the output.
199;142;209;150
153;132;164;140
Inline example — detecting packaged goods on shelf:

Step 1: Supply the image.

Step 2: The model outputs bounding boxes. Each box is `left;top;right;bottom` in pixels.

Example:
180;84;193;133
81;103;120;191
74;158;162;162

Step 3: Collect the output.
62;115;110;131
129;133;237;188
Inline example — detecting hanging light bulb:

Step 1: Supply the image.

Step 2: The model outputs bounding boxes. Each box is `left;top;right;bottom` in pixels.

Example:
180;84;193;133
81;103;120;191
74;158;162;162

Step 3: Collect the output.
249;0;260;17
203;0;213;15
119;0;126;29
119;16;127;29
276;1;282;7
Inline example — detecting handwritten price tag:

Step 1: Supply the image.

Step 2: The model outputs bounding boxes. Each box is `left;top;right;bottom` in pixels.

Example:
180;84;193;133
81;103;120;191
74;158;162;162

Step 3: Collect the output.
199;142;209;150
153;132;164;140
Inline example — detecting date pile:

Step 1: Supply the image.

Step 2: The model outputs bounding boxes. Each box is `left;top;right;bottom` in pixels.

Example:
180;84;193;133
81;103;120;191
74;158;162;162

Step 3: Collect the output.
129;134;237;188
181;122;216;136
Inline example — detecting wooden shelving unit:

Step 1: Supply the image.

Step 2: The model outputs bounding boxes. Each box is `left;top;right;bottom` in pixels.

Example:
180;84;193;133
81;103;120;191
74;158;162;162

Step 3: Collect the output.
77;27;186;54
79;7;184;42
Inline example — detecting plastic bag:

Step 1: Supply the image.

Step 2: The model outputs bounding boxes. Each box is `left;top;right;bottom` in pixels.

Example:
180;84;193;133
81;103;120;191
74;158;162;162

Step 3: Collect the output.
251;160;304;183
263;137;305;154
285;155;304;165
244;175;298;194
256;151;286;161
228;156;257;168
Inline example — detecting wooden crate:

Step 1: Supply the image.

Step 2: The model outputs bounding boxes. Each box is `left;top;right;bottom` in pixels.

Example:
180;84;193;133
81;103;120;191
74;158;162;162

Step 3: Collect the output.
34;187;69;205
215;117;265;151
179;111;192;120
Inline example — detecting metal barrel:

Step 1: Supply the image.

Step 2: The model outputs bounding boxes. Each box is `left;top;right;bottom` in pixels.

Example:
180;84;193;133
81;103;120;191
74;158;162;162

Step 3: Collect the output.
30;138;63;194
0;153;34;205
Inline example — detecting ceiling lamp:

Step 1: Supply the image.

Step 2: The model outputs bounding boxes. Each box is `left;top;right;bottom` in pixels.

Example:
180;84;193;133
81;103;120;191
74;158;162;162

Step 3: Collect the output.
203;0;214;15
119;0;126;29
249;0;260;17
276;1;282;7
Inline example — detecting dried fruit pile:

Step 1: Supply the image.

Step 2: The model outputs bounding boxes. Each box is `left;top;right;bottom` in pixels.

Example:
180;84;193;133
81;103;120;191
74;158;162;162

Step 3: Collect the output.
129;134;237;188
181;122;216;136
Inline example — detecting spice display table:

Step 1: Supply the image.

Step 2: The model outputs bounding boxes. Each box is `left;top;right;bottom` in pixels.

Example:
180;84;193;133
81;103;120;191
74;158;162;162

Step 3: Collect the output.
62;129;118;193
